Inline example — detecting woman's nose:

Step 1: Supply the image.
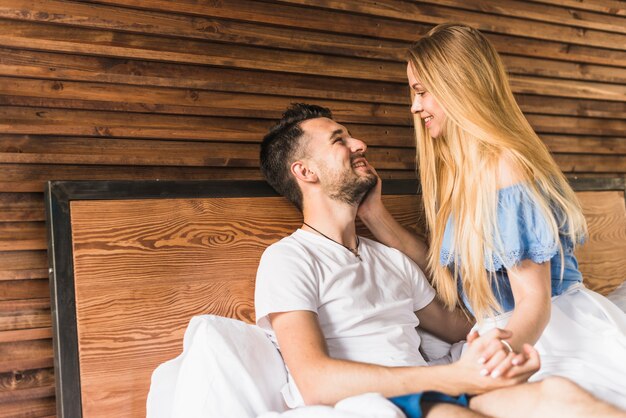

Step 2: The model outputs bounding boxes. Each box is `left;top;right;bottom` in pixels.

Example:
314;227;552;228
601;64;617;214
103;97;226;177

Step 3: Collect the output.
411;96;423;114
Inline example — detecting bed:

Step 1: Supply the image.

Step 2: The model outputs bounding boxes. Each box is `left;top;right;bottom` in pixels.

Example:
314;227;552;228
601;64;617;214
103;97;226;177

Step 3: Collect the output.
44;178;626;417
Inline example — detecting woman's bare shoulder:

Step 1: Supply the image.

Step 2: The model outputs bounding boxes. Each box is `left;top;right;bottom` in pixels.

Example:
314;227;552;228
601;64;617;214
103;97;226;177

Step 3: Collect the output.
497;152;526;189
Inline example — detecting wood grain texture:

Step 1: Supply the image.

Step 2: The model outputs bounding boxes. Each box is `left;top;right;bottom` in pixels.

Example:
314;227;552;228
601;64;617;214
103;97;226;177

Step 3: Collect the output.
276;0;626;51
0;396;55;418
0;251;48;283
576;191;626;294
0;194;44;223
0;280;49;301
417;0;626;34
1;0;625;414
527;0;625;15
0;368;54;403
0;339;52;373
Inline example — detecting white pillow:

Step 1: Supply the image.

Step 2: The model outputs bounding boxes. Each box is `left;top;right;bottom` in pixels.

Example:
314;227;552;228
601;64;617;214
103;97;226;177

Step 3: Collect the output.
147;315;288;418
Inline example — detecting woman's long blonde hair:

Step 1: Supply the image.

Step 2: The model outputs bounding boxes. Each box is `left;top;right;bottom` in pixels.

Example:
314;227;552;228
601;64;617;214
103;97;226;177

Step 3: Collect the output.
408;23;587;320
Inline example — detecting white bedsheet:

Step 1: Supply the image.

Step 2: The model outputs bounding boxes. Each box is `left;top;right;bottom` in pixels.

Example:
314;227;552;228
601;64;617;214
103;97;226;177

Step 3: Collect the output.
258;393;405;418
147;315;409;418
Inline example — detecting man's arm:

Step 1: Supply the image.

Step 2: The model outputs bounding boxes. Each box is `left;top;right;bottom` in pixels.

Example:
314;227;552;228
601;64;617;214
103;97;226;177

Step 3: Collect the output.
270;310;540;406
416;297;473;344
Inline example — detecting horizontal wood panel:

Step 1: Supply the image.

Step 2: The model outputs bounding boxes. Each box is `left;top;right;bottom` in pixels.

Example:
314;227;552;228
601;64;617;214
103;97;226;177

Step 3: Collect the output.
553;154;626;173
0;339;52;373
509;76;626;102
0;222;46;251
0;280;49;301
0;385;55;403
0;164;414;193
3;47;626;108
0;299;50;312
0;150;413;170
0;328;52;344
0;0;411;61
418;0;626;34
1;76;626;120
0;396;55;418
543;135;626;155
0;140;414;171
0;136;623;174
515;96;626;120
83;0;432;42
0;193;44;222
0;311;50;333
275;0;626;51
80;0;626;53
2;18;626;86
0;19;405;82
4;106;624;142
2;0;626;85
0;77;411;125
2;92;624;126
527;0;626;16
0;251;46;272
0;368;54;403
526;114;626;136
0;47;408;105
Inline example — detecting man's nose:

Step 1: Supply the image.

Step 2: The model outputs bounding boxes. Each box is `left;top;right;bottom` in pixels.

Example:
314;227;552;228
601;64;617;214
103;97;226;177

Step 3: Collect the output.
349;137;367;153
411;96;423;114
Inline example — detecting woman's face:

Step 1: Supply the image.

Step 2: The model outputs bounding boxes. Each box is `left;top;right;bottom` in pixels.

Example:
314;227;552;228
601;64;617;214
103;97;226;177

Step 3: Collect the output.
407;63;447;139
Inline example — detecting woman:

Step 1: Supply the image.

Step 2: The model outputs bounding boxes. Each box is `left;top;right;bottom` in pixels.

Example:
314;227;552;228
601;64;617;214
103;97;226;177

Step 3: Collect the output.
359;23;626;408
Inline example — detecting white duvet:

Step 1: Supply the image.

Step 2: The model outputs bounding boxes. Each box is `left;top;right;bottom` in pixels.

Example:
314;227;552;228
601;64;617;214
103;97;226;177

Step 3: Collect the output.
146;315;407;418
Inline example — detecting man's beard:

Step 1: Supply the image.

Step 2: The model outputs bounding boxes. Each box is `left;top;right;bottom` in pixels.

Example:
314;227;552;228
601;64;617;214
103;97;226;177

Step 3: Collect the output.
324;166;377;206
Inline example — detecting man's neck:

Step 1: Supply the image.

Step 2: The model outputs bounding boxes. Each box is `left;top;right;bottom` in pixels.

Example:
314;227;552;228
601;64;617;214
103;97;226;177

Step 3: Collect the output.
301;198;358;248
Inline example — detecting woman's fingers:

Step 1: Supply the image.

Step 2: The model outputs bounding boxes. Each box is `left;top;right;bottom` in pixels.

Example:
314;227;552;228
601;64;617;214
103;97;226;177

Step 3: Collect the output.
476;335;511;366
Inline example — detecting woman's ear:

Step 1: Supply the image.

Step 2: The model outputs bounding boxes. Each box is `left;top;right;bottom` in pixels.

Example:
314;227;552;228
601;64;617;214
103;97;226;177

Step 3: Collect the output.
291;160;318;183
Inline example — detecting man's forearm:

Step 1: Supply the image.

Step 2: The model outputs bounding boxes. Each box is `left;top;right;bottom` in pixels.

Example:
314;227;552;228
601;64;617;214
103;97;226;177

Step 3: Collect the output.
295;357;461;405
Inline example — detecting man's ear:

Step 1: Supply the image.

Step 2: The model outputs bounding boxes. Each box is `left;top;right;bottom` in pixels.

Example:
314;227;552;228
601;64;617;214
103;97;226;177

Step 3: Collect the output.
291;160;318;183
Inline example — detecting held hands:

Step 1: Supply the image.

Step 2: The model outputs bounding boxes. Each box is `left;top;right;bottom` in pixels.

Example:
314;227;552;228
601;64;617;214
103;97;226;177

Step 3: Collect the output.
455;328;540;395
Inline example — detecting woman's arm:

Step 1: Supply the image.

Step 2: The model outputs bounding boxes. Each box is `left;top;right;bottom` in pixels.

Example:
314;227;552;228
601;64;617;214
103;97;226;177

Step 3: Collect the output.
358;171;430;272
503;259;552;352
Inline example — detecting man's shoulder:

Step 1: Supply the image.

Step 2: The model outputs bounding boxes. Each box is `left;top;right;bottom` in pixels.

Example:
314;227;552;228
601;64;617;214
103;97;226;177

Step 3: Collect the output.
360;236;427;276
263;230;308;254
360;236;410;260
260;230;316;266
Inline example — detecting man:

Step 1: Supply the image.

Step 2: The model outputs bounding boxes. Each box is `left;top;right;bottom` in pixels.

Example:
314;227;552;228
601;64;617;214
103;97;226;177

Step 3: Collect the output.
255;103;624;418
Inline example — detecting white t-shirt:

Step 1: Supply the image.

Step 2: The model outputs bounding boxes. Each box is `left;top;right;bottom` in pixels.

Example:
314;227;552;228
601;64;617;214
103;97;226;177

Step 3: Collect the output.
255;229;436;405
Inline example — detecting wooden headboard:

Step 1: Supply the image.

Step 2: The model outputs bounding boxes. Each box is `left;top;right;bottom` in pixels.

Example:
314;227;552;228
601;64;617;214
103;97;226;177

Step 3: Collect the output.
44;178;626;418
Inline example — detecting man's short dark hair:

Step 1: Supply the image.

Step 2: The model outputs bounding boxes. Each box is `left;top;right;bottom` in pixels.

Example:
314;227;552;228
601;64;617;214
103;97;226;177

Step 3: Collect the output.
260;103;332;211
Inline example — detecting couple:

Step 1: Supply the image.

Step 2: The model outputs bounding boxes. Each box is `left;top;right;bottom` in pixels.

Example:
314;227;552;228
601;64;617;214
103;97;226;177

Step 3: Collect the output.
255;24;626;418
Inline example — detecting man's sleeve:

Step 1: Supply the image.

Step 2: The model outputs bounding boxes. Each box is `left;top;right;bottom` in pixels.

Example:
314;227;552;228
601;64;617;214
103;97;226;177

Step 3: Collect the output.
404;256;437;311
254;243;319;333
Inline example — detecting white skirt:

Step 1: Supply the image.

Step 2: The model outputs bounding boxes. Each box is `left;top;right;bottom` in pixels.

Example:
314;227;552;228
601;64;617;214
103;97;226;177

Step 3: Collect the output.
474;283;626;410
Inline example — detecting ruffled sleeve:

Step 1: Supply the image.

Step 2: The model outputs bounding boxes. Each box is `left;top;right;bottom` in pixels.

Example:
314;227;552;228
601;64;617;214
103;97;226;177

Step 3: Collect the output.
489;184;561;271
440;183;571;272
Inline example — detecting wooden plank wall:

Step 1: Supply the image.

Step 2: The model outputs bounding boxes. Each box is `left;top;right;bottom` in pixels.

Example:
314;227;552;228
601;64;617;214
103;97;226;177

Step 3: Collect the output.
0;0;624;416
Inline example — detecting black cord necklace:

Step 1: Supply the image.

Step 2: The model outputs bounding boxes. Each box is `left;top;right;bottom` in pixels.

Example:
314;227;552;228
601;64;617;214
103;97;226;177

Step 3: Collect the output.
302;222;362;261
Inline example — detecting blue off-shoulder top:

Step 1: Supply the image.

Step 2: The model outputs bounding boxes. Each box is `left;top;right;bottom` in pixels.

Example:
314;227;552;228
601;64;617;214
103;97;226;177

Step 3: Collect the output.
440;183;584;314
